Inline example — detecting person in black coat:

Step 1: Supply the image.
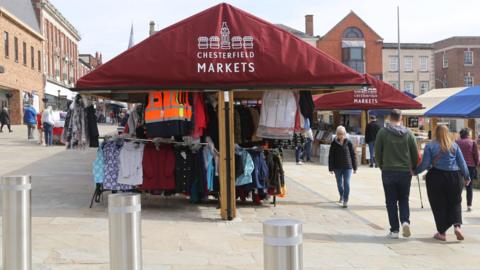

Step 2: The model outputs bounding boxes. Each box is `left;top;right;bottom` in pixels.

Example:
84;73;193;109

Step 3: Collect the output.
0;107;12;132
365;115;381;168
329;125;357;208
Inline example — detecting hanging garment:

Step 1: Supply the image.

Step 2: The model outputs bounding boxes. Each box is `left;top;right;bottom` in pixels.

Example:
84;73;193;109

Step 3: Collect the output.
190;149;208;203
265;149;285;196
235;146;254;186
117;142;145;186
103;141;132;191
205;103;219;149
192;93;207;138
238;106;255;143
248;107;261;141
299;91;314;124
142;143;176;190
248;149;269;189
257;91;297;140
174;146;195;193
92;145;105;184
145;91;193;138
234;108;242;144
202;146;215;192
63;95;89;149
127;105;144;137
86;105;99;147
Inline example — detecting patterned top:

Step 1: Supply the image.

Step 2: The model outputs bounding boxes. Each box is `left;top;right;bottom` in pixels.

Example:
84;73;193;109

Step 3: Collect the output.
103;141;132;191
92;146;104;184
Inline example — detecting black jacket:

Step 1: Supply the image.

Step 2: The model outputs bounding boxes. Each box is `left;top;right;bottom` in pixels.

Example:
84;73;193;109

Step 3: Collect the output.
0;110;10;124
365;121;380;143
328;139;357;171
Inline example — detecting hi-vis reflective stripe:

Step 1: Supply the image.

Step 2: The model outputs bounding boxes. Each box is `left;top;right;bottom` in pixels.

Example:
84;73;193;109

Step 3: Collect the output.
145;91;193;124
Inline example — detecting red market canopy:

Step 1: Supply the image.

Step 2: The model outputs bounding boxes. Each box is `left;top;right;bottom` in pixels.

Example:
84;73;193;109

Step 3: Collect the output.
313;74;423;110
74;3;366;92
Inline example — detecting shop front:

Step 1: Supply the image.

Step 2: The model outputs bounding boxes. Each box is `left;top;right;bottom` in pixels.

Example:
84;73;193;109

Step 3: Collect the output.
44;81;77;110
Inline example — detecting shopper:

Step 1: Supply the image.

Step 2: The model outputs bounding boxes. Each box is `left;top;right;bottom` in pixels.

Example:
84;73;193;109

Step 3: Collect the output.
304;127;314;162
375;109;418;239
0;107;12;132
293;132;305;165
456;128;478;212
329;125;357;208
23;104;37;140
365;115;380;167
37;111;44;145
42;106;55;146
416;125;470;241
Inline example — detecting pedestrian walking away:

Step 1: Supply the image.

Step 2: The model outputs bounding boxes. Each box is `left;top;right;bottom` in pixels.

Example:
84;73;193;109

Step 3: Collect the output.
416;125;471;241
23;103;37;140
456;128;479;212
329;125;357;208
0;107;12;132
293;132;305;165
375;109;418;239
304;126;314;162
37;111;44;145
42;106;55;146
365;115;380;168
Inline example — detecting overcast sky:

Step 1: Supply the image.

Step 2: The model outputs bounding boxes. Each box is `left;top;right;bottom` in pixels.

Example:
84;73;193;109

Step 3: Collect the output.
49;0;479;62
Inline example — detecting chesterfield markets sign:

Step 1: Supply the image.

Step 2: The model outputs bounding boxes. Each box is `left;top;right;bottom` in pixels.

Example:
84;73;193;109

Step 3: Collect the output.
196;21;255;73
353;87;378;104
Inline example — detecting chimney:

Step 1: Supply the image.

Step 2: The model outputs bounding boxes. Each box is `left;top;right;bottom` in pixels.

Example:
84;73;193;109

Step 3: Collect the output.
305;15;314;36
149;21;155;36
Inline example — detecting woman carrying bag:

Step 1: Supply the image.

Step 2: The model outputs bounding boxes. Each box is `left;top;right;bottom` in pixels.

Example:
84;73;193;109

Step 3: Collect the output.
456;128;479;212
329;126;357;208
416;125;470;241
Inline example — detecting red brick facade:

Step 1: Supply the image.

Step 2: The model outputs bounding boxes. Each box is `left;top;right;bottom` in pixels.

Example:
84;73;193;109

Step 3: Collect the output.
316;11;383;78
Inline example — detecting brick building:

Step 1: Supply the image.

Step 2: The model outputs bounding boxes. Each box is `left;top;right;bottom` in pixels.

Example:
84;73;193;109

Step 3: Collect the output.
434;37;480;88
78;52;102;78
317;11;383;78
383;43;435;96
32;0;81;110
0;0;44;124
276;15;319;47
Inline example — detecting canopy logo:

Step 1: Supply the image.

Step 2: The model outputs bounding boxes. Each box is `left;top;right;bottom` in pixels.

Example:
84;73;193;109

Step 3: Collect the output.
353;87;378;104
196;21;255;73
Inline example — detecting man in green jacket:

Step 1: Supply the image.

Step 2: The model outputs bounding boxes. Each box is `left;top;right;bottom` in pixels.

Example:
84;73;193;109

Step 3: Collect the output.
375;109;418;239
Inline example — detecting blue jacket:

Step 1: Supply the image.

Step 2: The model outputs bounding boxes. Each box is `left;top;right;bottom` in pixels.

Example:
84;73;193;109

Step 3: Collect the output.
416;141;470;179
23;106;37;125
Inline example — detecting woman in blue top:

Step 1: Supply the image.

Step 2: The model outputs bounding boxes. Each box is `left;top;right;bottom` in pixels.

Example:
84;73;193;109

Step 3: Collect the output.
416;125;470;241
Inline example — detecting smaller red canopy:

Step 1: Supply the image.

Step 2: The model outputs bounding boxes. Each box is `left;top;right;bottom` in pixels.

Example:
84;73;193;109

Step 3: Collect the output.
314;74;422;110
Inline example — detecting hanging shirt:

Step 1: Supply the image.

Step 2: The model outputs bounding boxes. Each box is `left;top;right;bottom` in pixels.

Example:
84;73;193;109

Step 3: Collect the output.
192;93;207;138
92;146;105;184
103;141;132;191
257;91;297;140
235;146;254;186
175;146;195;193
118;142;145;186
142;143;176;190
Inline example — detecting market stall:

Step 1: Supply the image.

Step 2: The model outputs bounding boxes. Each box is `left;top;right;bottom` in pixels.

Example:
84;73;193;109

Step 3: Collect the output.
73;3;366;220
313;74;422;163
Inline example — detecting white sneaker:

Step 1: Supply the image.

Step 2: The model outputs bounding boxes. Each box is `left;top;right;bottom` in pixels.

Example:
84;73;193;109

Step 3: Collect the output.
342;201;348;208
338;197;343;204
402;222;411;238
296;161;304;165
387;232;399;239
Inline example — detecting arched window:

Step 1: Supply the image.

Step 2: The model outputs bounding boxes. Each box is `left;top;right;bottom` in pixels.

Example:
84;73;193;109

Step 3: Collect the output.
343;27;364;39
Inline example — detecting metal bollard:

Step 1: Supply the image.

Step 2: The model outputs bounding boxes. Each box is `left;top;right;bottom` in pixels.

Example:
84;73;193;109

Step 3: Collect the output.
263;219;303;270
1;175;32;270
108;193;142;270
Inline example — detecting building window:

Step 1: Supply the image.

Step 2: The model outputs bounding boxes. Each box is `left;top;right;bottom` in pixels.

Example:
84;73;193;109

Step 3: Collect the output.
343;27;364;39
420;56;428;72
419;81;429;95
14;37;18;62
389;56;398;72
342;47;365;73
389;81;399;89
3;32;9;58
464;50;473;66
22;42;26;65
465;73;474;87
37;50;41;72
404;81;414;93
404;56;413;72
443;52;448;68
30;46;34;69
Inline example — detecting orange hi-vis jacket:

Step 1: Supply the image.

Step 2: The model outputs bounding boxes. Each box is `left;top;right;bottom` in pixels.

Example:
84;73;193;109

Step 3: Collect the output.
145;91;193;138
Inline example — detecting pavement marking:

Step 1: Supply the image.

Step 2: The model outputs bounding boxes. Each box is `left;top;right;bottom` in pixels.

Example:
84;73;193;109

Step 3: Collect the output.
285;176;384;231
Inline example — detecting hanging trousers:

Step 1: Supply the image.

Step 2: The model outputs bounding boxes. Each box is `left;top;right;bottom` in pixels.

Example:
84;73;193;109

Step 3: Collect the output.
426;168;464;234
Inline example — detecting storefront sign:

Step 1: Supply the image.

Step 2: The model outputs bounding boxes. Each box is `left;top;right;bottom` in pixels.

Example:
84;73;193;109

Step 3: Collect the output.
196;21;255;73
353;87;378;104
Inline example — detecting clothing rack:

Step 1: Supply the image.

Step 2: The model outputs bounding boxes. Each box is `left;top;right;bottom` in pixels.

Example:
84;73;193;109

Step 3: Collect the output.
99;135;209;146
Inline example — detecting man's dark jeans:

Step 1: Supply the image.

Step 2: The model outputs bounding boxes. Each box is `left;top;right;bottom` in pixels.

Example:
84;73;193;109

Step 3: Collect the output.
381;170;412;232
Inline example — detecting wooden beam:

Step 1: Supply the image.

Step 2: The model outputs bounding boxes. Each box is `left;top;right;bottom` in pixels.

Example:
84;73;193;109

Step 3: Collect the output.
360;111;367;165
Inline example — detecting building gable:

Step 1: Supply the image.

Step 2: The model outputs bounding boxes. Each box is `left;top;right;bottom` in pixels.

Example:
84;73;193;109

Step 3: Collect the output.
320;11;382;41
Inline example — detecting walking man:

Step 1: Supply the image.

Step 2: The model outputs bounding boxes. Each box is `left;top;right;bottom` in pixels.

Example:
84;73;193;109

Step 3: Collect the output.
0;107;12;132
365;115;380;167
23;103;37;140
375;109;418;239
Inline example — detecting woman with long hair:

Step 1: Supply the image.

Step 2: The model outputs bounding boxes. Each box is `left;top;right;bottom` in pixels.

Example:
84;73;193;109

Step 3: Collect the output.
416;125;470;241
456;128;479;211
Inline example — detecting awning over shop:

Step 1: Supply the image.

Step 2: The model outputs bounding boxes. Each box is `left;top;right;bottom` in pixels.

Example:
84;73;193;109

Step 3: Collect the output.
45;81;76;100
425;86;480;118
74;3;366;92
313;74;422;110
402;87;466;116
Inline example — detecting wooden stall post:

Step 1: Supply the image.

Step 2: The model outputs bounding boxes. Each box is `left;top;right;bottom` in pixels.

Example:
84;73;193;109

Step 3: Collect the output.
360;110;367;165
333;111;341;127
430;117;438;139
467;119;476;138
218;90;236;220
